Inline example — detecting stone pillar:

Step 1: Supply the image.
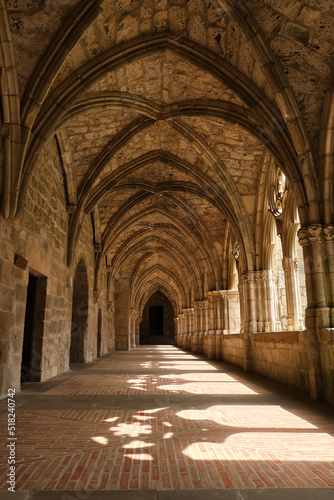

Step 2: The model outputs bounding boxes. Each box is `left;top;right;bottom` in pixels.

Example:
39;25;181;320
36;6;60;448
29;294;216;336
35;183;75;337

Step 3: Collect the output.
182;310;188;350
197;302;204;353
114;278;131;350
136;316;142;346
221;291;229;334
213;291;222;360
175;317;180;346
282;256;300;331
178;313;184;348
188;308;194;350
128;309;136;348
297;226;328;401
206;293;216;360
324;225;334;311
238;283;245;334
203;300;209;355
241;272;256;370
191;303;199;353
241;272;257;334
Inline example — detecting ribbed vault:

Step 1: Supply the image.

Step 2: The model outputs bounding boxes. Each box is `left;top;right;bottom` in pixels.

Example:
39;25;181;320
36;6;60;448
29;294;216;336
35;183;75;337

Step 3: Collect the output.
1;0;334;356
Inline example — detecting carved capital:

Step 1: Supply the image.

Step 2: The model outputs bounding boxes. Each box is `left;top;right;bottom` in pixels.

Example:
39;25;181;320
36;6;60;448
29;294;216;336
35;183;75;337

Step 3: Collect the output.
93;290;101;304
241;271;255;283
323;224;334;242
282;256;290;271
212;291;221;303
67;204;77;213
297;227;309;246
308;224;323;243
94;244;102;253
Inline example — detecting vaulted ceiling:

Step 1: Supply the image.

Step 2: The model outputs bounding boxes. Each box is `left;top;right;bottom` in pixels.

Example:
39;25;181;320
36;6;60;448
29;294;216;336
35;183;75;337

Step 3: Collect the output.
1;0;333;313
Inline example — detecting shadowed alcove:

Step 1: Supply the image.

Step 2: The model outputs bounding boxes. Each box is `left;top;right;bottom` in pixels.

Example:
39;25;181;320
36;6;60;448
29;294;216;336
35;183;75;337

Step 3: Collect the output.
70;259;89;363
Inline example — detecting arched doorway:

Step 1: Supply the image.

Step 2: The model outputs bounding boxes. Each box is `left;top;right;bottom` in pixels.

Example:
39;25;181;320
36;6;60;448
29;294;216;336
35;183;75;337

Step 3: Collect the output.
140;291;175;345
70;259;88;364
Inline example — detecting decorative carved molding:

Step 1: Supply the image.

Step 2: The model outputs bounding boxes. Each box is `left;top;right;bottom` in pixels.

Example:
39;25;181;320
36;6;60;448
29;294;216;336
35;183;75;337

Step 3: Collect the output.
93;290;101;303
232;242;240;260
282;256;289;272
323;224;334;242
241;271;255;283
67;204;77;213
297;227;309;246
269;167;287;220
308;224;323;243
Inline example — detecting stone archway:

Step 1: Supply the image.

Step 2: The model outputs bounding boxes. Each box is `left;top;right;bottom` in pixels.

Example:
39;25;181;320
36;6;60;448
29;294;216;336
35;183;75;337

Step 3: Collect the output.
140;291;175;345
70;259;88;364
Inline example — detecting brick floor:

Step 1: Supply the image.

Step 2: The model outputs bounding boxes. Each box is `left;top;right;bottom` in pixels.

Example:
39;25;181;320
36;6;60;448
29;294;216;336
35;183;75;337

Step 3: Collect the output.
0;346;334;492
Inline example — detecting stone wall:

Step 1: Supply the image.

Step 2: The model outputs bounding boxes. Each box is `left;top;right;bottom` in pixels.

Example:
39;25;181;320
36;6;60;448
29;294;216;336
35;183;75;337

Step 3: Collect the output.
318;329;334;405
221;334;245;368
0;137;113;399
0;138;70;397
249;332;311;393
220;331;313;395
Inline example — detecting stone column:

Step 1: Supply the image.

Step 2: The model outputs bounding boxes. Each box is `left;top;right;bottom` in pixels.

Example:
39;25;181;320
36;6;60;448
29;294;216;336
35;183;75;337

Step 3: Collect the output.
191;303;199;353
213;291;222;360
197;302;204;353
324;225;334;309
282;256;300;331
241;272;257;334
238;283;245;334
203;300;209;355
241;272;256;370
128;309;136;348
188;308;194;350
176;314;182;347
206;293;216;359
136;316;142;346
182;310;188;350
114;277;131;350
174;317;179;346
297;225;328;401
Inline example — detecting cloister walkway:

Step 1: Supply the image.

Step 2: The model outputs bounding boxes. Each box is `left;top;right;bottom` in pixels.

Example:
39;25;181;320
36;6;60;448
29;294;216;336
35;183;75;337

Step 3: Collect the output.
0;346;334;500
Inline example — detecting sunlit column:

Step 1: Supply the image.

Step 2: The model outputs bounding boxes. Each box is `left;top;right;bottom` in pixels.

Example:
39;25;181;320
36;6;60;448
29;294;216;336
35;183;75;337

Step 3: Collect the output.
282;256;300;331
324;225;334;314
213;291;222;360
191;303;199;353
207;292;216;359
182;310;188;350
136;316;142;346
203;300;209;355
297;225;328;401
197;302;204;353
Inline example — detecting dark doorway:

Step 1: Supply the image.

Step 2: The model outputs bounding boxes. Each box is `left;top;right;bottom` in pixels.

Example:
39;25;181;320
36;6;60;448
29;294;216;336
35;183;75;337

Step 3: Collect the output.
140;291;175;345
70;259;88;364
149;306;164;335
97;308;102;357
21;273;47;384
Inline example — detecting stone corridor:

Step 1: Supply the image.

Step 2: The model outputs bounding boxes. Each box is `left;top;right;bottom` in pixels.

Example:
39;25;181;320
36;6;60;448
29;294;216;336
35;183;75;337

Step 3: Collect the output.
0;346;334;499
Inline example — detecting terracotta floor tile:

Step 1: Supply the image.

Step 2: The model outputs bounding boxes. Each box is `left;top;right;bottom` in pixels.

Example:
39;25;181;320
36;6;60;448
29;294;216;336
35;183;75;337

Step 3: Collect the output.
0;346;333;492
